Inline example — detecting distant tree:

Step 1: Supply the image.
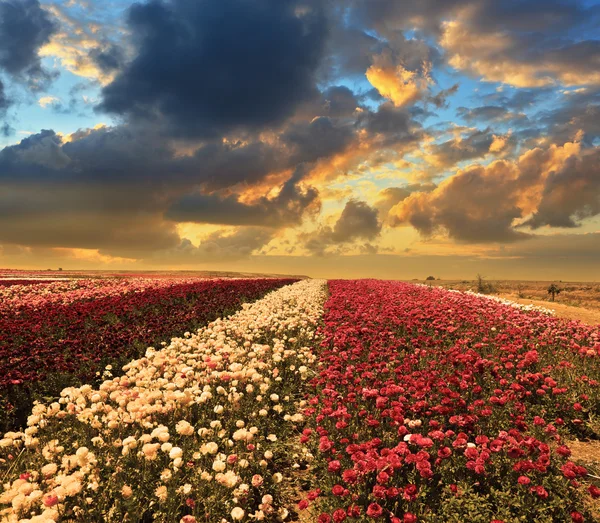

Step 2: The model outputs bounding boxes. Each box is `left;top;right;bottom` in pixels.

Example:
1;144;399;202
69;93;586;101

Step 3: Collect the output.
547;283;561;302
426;275;436;281
476;274;496;294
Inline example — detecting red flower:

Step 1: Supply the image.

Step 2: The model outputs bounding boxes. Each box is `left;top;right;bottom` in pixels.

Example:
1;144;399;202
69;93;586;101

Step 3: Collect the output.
342;469;358;484
589;484;600;499
570;512;584;523
438;446;452;459
404;513;417;523
366;503;384;518
318;515;332;523
530;486;548;499
517;476;531;486
332;485;345;496
332;509;347;523
328;460;341;472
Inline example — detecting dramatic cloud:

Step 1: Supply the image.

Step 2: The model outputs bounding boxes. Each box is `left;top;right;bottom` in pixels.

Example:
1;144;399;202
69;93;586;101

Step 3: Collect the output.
98;0;329;137
305;199;381;255
524;147;600;229
2;0;599;277
441;18;600;88
151;228;275;264
366;50;432;108
392;140;600;243
456;105;527;125
0;80;10;115
375;183;436;224
539;88;600;145
427;127;513;168
392;161;531;243
165;174;320;228
0;0;56;80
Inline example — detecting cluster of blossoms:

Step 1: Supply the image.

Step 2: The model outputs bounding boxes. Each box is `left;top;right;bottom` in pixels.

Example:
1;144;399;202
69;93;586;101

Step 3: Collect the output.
0;278;294;429
301;280;599;523
0;279;327;523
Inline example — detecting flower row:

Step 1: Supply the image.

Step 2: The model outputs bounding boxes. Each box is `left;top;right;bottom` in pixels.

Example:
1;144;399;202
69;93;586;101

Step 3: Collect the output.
0;277;233;312
0;279;327;523
301;280;599;522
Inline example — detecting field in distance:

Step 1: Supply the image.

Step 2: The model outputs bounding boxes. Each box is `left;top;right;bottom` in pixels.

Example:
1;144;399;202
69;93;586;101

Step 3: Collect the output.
0;268;309;280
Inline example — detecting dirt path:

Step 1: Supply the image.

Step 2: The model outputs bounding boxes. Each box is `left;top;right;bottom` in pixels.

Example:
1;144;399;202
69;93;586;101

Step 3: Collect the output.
499;294;600;326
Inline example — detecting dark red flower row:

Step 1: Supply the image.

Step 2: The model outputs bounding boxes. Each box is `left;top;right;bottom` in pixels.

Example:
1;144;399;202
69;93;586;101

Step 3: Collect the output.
302;280;599;522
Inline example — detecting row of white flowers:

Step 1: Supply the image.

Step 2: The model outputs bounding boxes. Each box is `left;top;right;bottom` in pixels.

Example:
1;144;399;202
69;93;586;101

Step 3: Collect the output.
0;279;327;523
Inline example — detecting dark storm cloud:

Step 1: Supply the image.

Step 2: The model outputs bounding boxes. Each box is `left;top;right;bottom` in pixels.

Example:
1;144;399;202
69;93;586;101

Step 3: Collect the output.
98;0;329;137
357;103;423;148
165;166;319;227
90;44;125;73
283;117;355;164
0;0;57;85
0;79;10;115
321;86;360;118
0;127;273;255
320;24;381;79
0;81;426;256
304;199;381;255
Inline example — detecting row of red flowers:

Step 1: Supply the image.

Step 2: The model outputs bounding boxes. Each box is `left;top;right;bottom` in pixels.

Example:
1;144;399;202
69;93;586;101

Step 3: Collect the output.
0;277;295;430
301;280;599;522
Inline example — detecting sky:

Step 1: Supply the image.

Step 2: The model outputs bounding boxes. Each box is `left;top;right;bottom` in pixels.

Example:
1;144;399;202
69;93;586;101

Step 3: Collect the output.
0;0;600;280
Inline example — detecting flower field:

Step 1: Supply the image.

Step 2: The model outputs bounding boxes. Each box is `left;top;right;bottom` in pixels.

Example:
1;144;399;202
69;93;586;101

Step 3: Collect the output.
0;277;296;430
0;279;327;523
303;280;600;523
1;279;599;522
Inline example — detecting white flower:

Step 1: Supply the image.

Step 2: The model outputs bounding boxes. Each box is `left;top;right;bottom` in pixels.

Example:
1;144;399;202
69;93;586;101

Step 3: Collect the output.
176;420;194;436
212;459;226;472
155;485;168;502
169;447;183;460
272;472;283;483
231;507;245;520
